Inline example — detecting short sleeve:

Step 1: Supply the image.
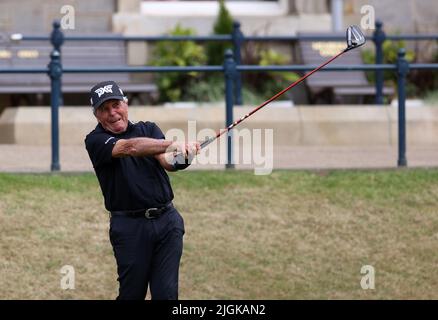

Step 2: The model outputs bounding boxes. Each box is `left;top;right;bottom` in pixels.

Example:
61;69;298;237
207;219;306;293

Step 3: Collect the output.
85;132;119;168
147;122;166;140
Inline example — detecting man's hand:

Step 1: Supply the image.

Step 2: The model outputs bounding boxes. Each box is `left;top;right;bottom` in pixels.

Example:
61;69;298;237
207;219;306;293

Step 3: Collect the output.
186;141;201;159
168;141;184;156
155;141;201;171
169;141;201;164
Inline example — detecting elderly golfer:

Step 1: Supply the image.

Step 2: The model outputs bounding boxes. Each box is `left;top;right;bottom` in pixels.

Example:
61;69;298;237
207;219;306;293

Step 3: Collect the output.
85;80;200;300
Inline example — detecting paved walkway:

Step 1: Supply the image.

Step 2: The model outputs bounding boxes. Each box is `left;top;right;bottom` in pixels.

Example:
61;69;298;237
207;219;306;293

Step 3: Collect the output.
1;144;437;173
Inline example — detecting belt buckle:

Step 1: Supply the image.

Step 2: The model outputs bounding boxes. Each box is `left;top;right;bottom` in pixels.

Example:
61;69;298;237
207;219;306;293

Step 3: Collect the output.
145;208;158;219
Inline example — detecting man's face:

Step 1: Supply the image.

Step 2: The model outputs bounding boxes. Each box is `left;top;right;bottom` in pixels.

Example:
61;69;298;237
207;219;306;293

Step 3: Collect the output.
95;99;129;134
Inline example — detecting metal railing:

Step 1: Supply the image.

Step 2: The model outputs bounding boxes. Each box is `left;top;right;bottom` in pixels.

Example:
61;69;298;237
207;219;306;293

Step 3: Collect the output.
10;20;438;106
1;20;438;171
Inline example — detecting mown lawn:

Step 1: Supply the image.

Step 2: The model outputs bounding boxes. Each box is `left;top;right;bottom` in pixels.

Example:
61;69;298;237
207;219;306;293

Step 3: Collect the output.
0;169;437;299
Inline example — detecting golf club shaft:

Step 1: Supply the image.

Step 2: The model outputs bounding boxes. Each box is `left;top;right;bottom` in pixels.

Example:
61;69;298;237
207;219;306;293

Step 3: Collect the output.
200;48;347;150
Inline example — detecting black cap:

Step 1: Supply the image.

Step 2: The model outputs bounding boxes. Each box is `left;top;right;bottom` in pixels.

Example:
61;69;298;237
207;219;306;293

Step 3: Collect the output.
90;81;125;112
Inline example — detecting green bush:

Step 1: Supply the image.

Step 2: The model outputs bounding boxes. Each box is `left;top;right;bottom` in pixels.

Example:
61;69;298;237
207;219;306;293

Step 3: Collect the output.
184;75;273;105
189;45;300;104
243;42;299;100
151;15;299;104
181;44;299;104
206;0;234;66
151;24;207;102
184;75;224;102
409;44;438;98
424;90;438;105
362;39;415;84
259;49;300;87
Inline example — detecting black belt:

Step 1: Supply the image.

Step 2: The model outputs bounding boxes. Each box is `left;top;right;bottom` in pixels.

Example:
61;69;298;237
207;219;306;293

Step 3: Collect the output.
110;203;173;219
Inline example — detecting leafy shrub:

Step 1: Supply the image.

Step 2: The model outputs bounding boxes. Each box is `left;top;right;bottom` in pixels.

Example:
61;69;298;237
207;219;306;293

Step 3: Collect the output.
151;24;207;102
184;75;224;102
408;44;438;98
362;39;415;84
206;0;234;66
243;42;299;99
424;90;438;105
151;8;299;104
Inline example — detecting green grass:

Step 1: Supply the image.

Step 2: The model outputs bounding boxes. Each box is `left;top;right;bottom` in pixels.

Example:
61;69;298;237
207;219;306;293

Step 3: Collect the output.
0;169;437;299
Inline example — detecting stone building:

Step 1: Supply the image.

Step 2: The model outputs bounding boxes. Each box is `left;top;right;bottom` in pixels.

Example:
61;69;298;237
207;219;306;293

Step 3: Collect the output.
0;0;435;106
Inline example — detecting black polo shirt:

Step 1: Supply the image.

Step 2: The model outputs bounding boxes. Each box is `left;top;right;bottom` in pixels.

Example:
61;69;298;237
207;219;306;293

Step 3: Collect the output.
85;121;174;212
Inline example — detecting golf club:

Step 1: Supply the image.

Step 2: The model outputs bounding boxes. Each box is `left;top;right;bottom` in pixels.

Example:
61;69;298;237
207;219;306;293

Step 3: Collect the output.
199;25;366;150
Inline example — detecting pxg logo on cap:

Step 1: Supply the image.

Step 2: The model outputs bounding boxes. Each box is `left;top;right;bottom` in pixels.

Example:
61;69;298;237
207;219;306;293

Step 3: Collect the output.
90;81;125;112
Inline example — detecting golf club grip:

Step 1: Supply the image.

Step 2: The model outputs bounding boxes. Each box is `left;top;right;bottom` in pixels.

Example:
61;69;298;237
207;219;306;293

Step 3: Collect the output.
169;137;216;166
200;137;215;149
169;139;209;164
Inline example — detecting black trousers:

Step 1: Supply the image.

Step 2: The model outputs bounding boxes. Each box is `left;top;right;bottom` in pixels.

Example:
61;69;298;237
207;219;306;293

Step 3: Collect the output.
109;206;185;300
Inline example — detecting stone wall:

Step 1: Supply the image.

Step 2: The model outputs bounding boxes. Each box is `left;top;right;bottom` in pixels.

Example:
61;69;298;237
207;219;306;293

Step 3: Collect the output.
1;105;437;147
0;0;115;34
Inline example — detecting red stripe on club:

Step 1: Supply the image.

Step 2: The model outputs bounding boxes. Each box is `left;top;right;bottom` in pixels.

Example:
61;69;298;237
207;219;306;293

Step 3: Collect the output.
200;49;347;149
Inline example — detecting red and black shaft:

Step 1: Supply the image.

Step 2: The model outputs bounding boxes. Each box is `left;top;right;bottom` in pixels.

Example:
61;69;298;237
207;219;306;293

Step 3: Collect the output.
200;49;347;150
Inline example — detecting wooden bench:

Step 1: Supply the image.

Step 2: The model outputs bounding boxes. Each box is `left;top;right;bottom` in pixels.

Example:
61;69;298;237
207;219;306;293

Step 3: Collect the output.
297;33;394;104
0;39;157;105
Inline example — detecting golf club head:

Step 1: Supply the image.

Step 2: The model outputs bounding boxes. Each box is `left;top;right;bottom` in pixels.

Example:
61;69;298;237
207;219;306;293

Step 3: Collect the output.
346;25;366;51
